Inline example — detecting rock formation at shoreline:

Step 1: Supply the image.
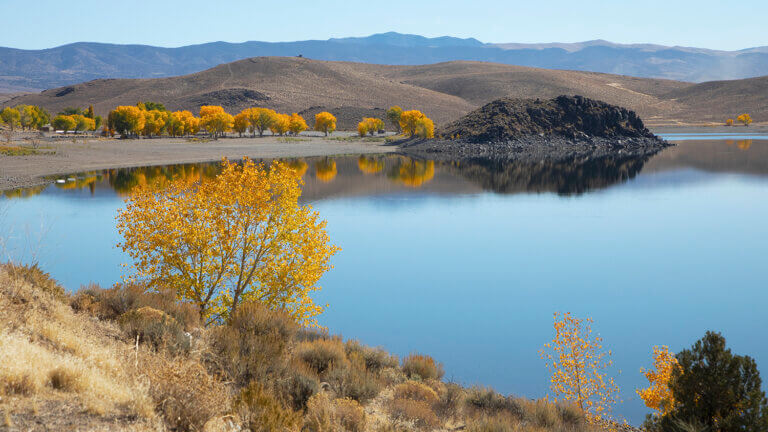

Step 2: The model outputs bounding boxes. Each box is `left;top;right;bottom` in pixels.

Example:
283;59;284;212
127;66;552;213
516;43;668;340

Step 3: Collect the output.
402;95;668;162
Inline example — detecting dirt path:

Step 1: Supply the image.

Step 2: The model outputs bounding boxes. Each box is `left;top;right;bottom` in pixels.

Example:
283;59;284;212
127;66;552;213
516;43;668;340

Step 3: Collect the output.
0;133;396;191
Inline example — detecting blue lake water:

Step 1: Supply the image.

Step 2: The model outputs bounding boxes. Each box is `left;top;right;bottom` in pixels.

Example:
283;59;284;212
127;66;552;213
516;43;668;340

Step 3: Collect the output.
2;135;767;424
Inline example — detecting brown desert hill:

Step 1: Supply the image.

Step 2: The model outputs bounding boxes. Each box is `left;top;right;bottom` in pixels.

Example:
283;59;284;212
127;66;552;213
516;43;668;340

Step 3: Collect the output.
7;57;475;128
661;75;768;123
5;56;768;127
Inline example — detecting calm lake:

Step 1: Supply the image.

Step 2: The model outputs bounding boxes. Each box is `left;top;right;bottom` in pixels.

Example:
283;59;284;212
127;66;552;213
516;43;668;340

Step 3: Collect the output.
2;134;767;424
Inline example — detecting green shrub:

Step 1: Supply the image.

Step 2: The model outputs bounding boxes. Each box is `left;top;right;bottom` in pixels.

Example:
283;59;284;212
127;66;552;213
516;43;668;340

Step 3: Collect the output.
118;306;190;355
402;353;444;381
3;263;65;301
296;338;349;377
209;301;297;386
658;331;768;432
234;381;301;432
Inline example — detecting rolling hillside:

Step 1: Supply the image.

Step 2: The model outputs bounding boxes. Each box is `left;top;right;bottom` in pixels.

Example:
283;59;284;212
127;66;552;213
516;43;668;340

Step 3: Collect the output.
5;57;767;127
2;32;768;92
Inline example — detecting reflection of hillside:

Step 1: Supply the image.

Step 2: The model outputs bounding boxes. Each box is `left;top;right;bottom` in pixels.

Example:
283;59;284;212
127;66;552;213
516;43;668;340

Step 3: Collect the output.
644;139;768;176
446;155;650;195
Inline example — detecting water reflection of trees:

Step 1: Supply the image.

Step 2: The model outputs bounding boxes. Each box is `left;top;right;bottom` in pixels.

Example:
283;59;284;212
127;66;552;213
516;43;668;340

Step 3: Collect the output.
3;184;47;199
358;156;384;174
108;163;222;194
446;155;650;195
388;158;435;187
726;139;752;150
315;159;338;183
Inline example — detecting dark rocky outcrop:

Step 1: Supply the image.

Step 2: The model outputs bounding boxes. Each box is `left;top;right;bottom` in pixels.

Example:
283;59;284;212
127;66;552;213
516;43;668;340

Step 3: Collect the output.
438;95;655;142
402;95;669;162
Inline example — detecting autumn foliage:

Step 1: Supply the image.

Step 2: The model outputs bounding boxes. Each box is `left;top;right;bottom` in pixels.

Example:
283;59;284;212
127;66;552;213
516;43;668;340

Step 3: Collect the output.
116;158;340;326
540;312;619;422
314;112;337;136
399;110;435;138
636;345;680;417
737;113;753;126
357;117;384;136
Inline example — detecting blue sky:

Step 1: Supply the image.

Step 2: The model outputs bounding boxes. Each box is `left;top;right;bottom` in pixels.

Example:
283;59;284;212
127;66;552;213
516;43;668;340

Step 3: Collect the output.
3;0;766;51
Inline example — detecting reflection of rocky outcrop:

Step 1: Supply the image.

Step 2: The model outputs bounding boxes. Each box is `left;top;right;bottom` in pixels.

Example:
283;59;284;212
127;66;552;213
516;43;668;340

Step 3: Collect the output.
448;155;650;195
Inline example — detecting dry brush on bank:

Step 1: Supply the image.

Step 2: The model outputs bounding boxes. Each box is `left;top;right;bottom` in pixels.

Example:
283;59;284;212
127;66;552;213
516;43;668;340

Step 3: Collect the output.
0;262;611;432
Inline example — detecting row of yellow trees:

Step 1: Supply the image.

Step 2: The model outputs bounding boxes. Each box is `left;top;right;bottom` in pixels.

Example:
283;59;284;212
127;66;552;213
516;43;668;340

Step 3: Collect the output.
376;106;435;138
0;104;106;133
105;103;341;139
1;105;51;131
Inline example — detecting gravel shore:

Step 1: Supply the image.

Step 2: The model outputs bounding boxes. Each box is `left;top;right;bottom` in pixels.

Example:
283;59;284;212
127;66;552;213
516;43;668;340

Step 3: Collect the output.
0;133;394;191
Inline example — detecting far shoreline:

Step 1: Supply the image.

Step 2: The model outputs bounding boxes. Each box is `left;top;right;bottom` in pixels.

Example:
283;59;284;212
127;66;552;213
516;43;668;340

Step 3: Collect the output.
0;133;396;191
2;125;766;192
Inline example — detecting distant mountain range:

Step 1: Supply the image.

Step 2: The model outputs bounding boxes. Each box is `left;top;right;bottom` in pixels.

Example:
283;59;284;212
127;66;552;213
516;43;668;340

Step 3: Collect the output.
1;32;767;92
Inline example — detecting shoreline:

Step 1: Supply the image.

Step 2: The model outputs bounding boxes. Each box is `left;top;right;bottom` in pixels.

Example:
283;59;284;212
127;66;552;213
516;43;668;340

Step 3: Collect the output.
0;134;395;191
2;126;765;192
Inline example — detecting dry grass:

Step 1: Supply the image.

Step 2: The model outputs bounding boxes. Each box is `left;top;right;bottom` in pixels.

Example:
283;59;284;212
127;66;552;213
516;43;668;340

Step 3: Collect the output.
0;263;615;431
305;392;366;432
234;380;301;432
0;266;155;420
0;145;39;156
393;381;439;404
141;354;229;431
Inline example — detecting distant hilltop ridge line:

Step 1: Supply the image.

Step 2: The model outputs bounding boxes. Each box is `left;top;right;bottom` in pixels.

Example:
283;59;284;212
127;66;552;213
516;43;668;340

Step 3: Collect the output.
1;31;768;92
5;56;767;127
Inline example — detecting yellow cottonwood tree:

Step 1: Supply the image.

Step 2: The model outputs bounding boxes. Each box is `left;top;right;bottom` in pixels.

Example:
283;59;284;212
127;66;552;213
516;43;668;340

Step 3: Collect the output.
415;117;434;138
386;106;403;132
108;106;145;137
400;110;434;138
737;113;753;127
116;158;340;325
357;121;369;137
233;112;250;137
244;107;278;137
288;113;308;136
314;112;337;136
269;113;291;136
540;312;619;422
637;345;681;417
200;106;233;138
